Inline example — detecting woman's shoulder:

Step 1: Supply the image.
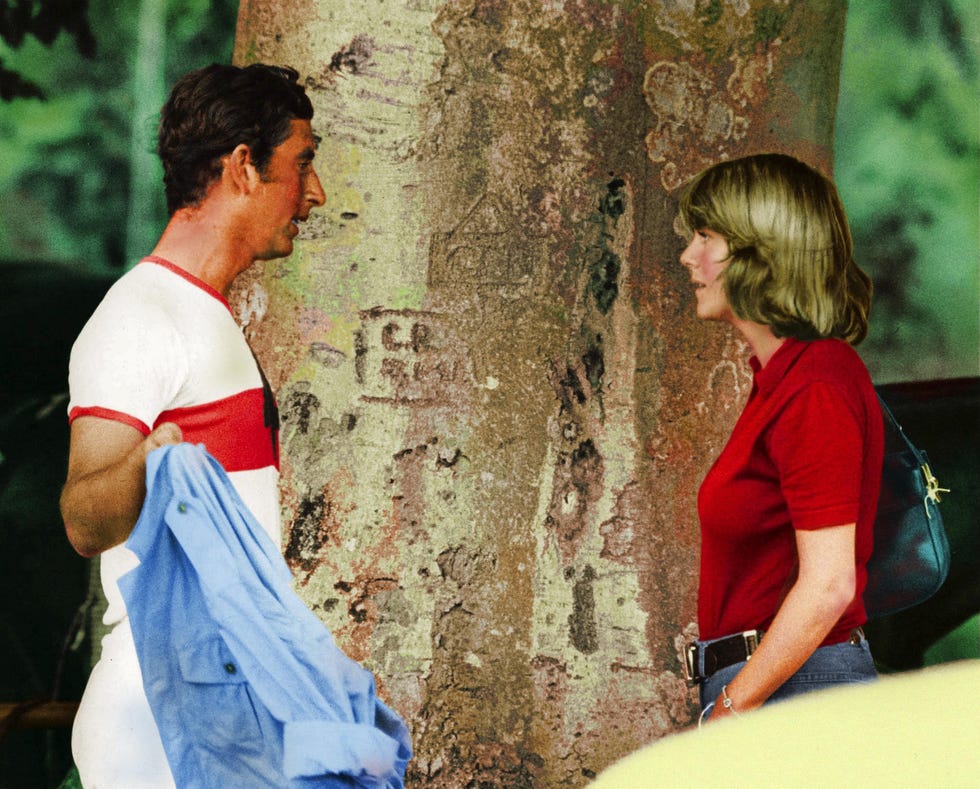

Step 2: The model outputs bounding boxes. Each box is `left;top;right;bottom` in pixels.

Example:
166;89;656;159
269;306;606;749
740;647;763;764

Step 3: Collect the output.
799;337;867;370
790;338;874;396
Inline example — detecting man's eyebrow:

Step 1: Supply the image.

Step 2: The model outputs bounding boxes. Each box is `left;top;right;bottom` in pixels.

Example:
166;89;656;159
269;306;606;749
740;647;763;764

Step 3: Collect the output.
312;133;322;147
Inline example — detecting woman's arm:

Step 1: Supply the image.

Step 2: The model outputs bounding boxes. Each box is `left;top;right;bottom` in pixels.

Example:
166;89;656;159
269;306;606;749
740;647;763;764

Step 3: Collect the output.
60;416;182;558
708;523;856;720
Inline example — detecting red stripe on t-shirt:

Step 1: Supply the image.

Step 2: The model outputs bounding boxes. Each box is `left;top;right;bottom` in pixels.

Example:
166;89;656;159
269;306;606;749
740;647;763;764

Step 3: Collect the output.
156;388;278;472
68;406;151;435
69;391;278;472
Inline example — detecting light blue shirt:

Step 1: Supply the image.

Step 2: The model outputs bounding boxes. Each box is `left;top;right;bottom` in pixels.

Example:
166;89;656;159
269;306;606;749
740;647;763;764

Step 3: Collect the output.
119;443;412;787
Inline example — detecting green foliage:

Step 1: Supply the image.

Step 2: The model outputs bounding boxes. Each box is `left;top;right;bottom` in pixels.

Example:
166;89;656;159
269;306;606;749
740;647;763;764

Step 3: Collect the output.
0;0;96;100
835;0;979;382
0;0;237;271
924;614;980;664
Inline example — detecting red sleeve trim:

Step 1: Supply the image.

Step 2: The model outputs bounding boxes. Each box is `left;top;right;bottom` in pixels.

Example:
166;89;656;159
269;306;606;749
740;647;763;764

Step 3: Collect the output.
68;406;151;435
791;504;859;531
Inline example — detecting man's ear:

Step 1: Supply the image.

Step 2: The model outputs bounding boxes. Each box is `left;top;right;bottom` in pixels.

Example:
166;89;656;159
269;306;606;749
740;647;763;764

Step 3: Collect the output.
224;144;259;194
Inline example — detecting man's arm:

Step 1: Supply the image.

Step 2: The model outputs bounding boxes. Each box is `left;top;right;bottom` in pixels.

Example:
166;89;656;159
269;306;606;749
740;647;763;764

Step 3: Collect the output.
60;416;182;557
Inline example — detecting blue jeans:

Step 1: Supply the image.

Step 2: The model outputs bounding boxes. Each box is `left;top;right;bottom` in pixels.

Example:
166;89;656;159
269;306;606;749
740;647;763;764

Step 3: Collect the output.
698;633;877;719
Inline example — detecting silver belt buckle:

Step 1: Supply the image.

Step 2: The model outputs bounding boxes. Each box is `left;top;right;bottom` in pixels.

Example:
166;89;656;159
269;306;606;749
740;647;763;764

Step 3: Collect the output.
683;641;701;686
743;629;760;658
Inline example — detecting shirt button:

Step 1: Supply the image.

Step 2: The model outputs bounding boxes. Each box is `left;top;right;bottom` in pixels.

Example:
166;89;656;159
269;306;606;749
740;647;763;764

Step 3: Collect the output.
178;502;188;513
224;662;236;675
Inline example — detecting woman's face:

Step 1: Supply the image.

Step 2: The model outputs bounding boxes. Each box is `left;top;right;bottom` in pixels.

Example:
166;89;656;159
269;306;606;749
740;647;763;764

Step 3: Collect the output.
679;228;734;323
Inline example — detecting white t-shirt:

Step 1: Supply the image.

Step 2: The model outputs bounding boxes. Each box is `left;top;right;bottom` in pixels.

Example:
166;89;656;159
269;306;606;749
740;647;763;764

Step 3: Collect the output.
67;256;281;786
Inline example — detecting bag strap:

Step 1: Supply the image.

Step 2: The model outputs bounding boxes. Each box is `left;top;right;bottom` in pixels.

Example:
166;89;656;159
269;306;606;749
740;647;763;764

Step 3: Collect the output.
875;389;928;458
875;390;899;430
876;390;914;454
875;389;950;509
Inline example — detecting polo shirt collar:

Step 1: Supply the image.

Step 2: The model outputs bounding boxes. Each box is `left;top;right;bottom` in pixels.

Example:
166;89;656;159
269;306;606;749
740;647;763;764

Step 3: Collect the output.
750;337;810;397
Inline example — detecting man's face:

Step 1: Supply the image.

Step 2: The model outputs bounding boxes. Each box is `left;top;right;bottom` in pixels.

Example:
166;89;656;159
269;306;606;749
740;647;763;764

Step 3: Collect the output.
249;119;325;261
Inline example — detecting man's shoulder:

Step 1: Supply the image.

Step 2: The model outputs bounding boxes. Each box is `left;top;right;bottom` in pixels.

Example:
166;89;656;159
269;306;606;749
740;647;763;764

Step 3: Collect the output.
85;260;213;329
73;265;186;357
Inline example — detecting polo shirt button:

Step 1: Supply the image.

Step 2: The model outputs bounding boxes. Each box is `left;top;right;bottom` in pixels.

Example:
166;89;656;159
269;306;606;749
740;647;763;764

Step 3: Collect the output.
178;502;188;513
224;662;236;675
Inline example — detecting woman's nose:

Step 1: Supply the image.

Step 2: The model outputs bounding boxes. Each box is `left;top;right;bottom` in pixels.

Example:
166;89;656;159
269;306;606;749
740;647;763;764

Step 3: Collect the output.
679;240;695;269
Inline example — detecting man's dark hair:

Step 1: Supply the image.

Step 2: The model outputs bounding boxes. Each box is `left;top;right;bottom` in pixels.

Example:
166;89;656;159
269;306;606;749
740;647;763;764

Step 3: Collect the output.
158;63;314;214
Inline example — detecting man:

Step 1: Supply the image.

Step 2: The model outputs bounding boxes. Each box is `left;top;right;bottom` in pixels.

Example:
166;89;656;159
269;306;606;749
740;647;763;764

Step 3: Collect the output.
61;63;325;786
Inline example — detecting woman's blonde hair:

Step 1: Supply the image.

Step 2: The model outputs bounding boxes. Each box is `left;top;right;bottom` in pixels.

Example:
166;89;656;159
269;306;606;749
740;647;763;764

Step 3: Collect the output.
677;153;872;344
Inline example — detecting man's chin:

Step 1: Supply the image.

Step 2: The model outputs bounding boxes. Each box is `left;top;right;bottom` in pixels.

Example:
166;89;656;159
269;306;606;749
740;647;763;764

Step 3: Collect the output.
256;242;294;262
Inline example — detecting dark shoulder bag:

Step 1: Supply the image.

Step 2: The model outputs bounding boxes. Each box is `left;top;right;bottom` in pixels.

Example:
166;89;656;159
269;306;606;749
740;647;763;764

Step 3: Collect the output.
864;391;951;619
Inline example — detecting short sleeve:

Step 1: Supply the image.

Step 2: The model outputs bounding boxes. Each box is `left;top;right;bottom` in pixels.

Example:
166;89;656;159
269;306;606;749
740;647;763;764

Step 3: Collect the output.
767;381;864;530
68;293;187;433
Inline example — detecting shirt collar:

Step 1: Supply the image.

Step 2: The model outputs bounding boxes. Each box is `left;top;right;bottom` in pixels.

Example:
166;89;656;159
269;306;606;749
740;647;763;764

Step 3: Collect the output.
140;256;233;315
750;337;810;398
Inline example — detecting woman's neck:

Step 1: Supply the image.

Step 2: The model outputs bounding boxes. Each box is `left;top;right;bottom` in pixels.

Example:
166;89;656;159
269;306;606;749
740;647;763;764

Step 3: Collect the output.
732;318;787;368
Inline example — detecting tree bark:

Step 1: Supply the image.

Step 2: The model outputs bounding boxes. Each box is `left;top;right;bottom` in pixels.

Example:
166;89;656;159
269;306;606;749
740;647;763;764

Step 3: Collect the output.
231;1;847;784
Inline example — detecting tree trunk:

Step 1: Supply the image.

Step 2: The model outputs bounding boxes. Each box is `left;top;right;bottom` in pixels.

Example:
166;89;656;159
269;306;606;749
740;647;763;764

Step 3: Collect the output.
231;1;846;784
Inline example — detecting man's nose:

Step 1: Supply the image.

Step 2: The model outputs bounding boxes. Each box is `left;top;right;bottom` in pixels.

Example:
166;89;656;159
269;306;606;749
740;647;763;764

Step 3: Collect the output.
307;171;326;207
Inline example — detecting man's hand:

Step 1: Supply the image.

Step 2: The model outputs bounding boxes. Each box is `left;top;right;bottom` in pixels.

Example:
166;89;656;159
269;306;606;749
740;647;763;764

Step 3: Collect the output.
145;422;183;454
61;418;182;557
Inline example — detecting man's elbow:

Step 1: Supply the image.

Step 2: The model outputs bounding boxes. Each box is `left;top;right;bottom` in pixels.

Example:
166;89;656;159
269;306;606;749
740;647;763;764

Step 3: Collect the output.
63;520;102;559
61;488;102;558
65;527;102;559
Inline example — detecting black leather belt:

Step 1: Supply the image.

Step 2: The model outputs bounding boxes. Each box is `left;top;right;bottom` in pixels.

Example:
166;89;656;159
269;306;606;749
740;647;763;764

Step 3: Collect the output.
682;627;865;686
683;630;762;686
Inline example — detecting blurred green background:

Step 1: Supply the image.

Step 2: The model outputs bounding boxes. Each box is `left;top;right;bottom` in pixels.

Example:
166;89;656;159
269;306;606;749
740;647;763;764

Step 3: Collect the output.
835;0;979;384
0;0;239;273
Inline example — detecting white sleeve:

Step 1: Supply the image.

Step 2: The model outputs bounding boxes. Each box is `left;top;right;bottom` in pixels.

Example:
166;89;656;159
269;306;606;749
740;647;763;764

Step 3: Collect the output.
68;291;187;432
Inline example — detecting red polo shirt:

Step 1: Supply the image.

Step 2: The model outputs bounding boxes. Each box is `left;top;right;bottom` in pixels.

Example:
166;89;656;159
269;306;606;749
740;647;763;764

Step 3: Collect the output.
697;337;883;646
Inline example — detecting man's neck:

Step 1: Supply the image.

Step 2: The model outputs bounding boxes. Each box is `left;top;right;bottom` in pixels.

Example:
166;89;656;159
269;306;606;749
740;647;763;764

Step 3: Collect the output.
151;206;253;296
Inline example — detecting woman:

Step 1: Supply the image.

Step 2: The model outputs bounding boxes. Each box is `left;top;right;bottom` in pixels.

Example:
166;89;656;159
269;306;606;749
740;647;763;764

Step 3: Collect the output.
677;153;883;721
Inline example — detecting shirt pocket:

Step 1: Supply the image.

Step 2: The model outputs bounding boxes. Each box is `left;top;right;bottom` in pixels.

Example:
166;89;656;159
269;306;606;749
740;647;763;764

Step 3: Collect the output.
177;634;265;754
